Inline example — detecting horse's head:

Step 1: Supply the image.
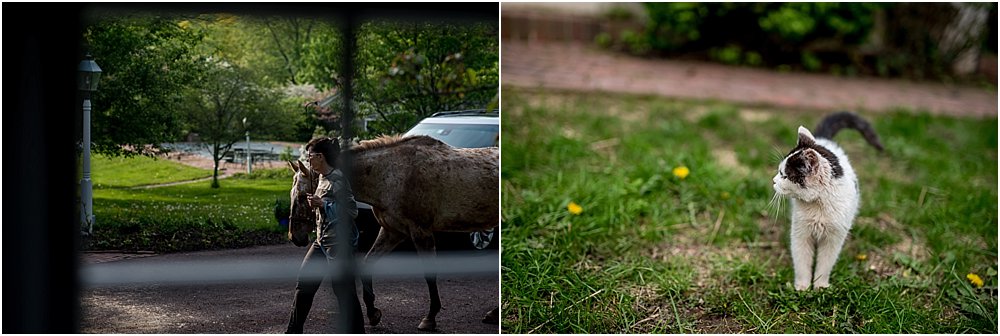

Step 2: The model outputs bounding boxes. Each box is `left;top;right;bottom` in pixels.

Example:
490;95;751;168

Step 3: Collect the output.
287;160;318;247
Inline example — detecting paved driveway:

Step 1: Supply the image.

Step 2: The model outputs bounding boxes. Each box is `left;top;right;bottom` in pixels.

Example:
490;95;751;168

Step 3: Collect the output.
80;244;499;334
502;41;997;118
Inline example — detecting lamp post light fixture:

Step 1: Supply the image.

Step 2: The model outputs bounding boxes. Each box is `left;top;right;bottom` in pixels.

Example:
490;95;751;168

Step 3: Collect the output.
243;117;251;174
78;54;102;236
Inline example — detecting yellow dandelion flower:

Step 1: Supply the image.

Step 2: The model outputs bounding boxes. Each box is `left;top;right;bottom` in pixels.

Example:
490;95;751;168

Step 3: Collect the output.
673;166;690;179
720;191;731;200
567;202;583;215
967;273;984;288
856;253;867;261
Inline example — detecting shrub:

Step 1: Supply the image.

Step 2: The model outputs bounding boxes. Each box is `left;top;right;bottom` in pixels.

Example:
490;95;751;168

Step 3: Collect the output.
632;3;996;80
88;214;285;253
279;146;295;162
274;197;290;221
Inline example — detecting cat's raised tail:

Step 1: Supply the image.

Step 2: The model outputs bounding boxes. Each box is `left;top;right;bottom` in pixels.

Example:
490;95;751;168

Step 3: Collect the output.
814;111;884;151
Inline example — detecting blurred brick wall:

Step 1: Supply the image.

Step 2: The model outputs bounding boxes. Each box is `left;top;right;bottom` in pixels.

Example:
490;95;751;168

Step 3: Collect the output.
501;9;601;43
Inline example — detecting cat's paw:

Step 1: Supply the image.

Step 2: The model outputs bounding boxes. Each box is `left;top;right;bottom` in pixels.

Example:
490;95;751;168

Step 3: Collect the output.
794;282;811;291
813;281;830;289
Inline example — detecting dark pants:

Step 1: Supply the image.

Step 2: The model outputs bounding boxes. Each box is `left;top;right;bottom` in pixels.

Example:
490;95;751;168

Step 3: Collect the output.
285;241;365;334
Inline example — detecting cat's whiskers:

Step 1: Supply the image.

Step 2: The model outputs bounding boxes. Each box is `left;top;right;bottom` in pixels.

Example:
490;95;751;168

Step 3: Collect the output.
768;145;787;163
767;145;787;221
767;191;784;220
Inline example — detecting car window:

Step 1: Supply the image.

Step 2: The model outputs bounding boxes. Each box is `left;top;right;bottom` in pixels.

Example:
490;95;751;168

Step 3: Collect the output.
404;122;498;148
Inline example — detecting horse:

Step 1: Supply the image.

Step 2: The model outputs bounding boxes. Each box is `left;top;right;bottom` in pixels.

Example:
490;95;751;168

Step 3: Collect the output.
286;134;499;331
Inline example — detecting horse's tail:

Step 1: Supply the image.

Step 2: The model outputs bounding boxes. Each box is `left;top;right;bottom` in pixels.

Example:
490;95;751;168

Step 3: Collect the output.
814;111;884;151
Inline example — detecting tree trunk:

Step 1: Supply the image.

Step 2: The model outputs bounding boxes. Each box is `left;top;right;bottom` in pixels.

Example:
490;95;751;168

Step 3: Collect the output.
211;158;221;188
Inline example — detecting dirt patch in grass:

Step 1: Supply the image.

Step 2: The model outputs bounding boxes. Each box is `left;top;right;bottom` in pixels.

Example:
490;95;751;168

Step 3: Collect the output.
756;215;786;250
738;108;774;123
679;105;714;123
695;313;744;334
589;137;621;165
712;148;752;177
516;89;578;112
640;210;788;282
603;99;654;125
854;212;931;278
628;212;790;332
627;288;745;334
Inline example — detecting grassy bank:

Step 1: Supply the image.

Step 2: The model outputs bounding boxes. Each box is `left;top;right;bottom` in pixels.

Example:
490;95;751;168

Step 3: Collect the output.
500;88;997;333
91;153;213;188
89;156;292;252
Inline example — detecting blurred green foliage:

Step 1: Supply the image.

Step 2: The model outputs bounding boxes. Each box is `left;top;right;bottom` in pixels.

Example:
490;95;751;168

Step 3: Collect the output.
598;3;996;81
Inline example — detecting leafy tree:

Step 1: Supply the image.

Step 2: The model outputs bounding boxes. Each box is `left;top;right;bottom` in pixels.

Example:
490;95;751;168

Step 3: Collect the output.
354;21;499;136
258;16;329;85
193;14;339;86
180;59;299;188
297;20;498;138
83;14;205;157
300;23;342;90
193;14;339;141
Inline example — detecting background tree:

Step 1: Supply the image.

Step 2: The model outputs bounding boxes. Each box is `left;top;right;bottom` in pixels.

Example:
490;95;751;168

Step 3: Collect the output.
83;13;499;154
265;17;343;139
180;59;299;188
258;16;323;85
354;21;499;136
199;14;340;140
83;14;205;157
297;20;499;138
300;22;342;90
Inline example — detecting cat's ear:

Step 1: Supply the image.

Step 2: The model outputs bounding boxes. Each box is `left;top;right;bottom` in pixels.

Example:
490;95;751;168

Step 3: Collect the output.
798;150;819;175
797;126;816;146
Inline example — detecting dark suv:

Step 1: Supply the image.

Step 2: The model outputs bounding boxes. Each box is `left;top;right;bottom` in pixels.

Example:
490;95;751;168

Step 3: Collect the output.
354;109;498;252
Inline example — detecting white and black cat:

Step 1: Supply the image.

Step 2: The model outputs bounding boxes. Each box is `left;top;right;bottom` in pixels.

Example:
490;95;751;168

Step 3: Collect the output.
772;111;883;290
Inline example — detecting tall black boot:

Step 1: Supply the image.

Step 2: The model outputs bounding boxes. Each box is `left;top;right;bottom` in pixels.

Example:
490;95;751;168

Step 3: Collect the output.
333;279;366;334
285;288;317;333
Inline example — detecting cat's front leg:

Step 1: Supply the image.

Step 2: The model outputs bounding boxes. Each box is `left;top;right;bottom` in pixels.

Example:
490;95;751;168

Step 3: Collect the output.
812;229;848;289
790;231;815;291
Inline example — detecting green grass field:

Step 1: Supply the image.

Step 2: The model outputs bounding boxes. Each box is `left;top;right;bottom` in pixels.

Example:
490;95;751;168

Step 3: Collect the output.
500;87;997;333
91;153;214;188
90;156;292;252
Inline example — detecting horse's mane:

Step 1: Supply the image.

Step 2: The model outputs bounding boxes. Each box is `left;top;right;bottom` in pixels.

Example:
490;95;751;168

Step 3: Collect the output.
350;134;445;153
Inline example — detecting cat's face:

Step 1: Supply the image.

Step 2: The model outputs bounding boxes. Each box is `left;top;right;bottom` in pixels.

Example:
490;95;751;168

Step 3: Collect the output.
772;126;836;200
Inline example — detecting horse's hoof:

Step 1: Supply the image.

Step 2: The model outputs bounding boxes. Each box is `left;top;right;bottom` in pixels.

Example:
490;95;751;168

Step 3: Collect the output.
417;318;436;331
367;308;382;326
482;307;499;324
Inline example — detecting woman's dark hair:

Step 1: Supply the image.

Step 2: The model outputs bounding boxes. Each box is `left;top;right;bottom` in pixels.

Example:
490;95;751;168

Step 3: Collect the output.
305;137;340;167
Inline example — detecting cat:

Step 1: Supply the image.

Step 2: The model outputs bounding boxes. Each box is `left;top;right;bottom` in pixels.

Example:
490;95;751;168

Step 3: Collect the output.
772;111;883;291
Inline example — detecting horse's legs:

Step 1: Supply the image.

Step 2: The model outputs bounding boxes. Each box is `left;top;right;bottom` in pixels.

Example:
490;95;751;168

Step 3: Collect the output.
409;227;441;331
361;225;407;326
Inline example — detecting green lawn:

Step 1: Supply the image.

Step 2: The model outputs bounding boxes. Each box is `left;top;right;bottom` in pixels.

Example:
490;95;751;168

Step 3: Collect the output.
91;153;213;188
500;87;997;333
90;158;292;252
